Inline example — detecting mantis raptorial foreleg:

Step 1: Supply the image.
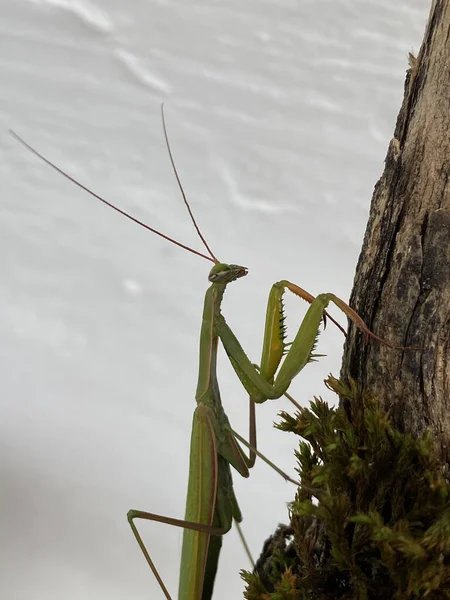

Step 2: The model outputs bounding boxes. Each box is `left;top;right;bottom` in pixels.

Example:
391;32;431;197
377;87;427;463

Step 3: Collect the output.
11;107;415;600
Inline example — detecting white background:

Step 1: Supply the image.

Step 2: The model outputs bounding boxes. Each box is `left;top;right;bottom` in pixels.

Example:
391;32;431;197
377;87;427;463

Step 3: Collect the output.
1;1;428;599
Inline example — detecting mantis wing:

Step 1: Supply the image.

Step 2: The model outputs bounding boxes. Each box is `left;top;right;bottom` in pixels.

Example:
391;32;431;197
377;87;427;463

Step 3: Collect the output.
179;404;218;600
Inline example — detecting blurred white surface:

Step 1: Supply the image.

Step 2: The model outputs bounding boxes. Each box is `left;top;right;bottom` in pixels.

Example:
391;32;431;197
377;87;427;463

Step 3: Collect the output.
1;1;428;599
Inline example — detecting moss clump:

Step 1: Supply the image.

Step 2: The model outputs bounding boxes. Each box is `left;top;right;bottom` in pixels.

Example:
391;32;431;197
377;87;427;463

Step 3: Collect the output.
242;376;450;600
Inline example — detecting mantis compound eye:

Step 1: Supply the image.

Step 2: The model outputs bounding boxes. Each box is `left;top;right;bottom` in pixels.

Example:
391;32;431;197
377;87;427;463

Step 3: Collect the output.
233;265;248;279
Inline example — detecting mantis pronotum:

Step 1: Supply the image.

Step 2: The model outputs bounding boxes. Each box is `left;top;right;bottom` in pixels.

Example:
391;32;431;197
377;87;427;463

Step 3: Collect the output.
11;110;399;600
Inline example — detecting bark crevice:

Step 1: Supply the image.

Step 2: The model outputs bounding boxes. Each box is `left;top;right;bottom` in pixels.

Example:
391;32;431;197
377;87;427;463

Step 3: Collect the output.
341;0;450;462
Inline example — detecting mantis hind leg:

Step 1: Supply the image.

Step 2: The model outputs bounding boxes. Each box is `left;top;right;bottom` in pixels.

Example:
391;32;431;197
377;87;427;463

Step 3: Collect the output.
127;509;227;600
128;405;252;600
127;404;221;600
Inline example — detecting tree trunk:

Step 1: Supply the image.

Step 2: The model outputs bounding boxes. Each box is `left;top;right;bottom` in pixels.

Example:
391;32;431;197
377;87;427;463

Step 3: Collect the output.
243;2;450;598
341;0;450;463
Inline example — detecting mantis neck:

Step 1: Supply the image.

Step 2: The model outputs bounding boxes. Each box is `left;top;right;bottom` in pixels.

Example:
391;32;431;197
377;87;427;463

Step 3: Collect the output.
195;282;228;405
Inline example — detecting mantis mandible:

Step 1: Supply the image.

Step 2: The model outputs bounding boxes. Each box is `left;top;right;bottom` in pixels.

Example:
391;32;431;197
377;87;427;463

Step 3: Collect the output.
11;111;397;600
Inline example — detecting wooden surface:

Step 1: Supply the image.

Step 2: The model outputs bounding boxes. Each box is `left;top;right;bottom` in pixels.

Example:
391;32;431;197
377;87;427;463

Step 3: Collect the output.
341;0;450;461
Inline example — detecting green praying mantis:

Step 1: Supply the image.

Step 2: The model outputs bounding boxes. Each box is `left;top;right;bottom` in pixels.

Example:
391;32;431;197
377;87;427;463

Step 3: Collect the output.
11;112;399;600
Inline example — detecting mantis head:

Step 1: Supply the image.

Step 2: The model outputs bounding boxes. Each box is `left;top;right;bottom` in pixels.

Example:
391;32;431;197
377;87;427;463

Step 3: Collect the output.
208;263;248;284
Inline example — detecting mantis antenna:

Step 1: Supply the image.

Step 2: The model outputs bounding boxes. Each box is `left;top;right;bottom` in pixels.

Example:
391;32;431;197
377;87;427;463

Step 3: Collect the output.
160;104;218;264
9;116;218;265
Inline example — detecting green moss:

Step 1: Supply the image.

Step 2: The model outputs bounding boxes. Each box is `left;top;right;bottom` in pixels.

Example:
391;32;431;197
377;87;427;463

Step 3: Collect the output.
242;376;450;599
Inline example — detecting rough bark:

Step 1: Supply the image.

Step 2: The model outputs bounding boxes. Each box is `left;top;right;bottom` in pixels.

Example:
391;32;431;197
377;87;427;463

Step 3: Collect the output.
243;4;450;598
341;0;450;463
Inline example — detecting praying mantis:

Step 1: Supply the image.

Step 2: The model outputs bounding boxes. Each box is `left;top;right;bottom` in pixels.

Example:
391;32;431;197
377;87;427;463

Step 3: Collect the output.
11;111;397;600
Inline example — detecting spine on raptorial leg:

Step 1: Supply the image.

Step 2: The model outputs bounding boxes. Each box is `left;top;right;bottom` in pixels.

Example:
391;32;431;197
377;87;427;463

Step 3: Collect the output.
259;283;287;382
274;297;329;393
